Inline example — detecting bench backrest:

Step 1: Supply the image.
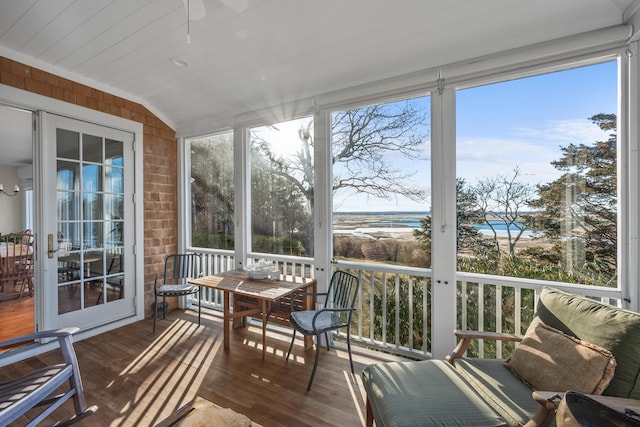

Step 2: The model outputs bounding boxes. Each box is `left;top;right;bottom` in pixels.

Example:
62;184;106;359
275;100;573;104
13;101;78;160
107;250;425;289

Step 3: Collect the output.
535;287;640;399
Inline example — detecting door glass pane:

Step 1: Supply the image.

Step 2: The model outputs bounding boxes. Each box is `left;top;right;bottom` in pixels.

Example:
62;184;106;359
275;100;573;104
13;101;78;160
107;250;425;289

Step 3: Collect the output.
83;222;103;250
105;166;123;193
57;191;80;221
57;223;80;252
58;285;81;314
57;161;80;190
83;134;102;162
105;220;124;246
82;164;102;192
83;193;103;221
57;128;126;314
104;195;124;221
56;129;79;159
105;139;123;166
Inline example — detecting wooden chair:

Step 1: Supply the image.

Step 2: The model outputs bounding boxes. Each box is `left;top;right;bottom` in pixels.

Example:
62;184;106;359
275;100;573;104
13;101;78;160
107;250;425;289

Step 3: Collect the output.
153;253;203;333
0;232;34;299
0;327;97;426
286;270;360;390
20;230;33;245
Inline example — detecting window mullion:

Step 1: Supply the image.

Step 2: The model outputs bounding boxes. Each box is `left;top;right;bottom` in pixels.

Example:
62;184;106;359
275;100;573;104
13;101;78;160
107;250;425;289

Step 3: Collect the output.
234;127;249;269
431;84;457;358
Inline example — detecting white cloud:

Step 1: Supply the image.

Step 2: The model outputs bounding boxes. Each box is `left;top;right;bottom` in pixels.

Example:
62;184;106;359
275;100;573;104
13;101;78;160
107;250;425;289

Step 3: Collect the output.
457;118;609;186
516;118;609;145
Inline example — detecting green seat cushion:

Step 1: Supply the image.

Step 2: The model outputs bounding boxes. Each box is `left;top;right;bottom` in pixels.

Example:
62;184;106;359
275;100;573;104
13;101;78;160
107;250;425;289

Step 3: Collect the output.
455;359;539;426
536;287;640;399
362;359;508;426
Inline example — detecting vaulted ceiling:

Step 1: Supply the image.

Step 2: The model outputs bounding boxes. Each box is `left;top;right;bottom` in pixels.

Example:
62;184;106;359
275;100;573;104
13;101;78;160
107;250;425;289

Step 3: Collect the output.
0;0;639;143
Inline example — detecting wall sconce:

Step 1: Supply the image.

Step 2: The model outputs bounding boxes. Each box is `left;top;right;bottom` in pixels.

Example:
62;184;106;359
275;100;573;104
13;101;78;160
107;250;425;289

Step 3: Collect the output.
0;184;20;197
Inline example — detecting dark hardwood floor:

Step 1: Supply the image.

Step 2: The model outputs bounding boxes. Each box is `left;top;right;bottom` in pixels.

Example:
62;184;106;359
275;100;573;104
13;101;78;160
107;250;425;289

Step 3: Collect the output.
1;309;399;426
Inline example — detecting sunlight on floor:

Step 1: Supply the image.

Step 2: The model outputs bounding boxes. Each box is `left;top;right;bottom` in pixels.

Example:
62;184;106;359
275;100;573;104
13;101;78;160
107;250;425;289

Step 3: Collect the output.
344;369;366;425
110;318;221;426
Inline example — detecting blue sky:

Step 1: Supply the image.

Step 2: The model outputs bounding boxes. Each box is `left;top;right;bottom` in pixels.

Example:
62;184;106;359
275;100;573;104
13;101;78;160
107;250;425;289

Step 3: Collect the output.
334;60;618;212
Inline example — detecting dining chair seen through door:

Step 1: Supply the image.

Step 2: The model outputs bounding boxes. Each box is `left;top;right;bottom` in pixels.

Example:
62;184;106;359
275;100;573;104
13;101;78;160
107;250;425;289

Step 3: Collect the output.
286;270;360;391
153;253;203;332
0;231;34;299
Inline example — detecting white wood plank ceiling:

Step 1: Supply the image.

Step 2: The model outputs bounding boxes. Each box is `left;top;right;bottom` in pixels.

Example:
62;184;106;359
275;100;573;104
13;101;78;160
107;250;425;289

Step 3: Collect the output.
0;0;638;141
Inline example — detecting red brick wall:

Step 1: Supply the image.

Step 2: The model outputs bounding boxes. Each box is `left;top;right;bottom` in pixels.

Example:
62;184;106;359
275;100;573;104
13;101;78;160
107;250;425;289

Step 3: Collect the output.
0;56;178;318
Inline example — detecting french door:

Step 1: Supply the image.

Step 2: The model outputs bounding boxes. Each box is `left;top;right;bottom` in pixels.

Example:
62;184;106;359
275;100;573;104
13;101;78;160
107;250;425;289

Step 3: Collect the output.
41;113;136;330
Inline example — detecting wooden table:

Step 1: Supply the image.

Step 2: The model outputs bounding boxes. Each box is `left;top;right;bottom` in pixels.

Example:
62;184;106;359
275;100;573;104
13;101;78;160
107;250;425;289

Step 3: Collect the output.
189;269;316;359
58;254;102;278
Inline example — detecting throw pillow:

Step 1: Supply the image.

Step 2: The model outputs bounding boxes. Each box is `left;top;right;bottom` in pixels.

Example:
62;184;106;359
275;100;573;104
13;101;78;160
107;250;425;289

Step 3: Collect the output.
504;322;616;394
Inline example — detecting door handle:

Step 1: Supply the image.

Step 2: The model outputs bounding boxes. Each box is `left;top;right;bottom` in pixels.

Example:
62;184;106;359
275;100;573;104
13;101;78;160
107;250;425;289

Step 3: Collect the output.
47;233;58;258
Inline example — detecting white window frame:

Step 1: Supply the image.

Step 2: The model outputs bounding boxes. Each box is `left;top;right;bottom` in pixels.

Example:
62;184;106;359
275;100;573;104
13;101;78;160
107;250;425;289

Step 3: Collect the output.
177;27;640;353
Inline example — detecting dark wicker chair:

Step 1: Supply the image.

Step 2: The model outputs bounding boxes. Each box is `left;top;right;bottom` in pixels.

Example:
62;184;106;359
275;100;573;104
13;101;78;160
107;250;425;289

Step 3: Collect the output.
153;253;203;333
286;270;360;390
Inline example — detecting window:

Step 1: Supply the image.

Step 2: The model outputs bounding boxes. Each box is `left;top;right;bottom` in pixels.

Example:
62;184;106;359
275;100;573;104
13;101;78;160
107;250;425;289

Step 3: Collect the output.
189;132;235;250
250;117;314;257
456;60;618;286
331;96;431;266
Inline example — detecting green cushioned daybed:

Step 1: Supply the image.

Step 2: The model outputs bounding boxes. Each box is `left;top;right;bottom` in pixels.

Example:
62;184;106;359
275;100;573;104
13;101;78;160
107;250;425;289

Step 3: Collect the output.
362;287;640;426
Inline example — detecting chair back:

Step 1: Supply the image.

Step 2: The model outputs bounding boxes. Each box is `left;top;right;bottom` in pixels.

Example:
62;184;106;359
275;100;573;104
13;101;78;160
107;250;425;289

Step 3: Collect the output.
162;253;203;284
0;233;34;292
326;270;359;313
20;230;33;245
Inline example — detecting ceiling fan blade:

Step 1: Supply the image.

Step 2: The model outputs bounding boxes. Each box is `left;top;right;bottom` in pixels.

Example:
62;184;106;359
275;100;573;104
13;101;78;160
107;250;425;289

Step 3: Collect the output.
219;0;249;13
182;0;207;20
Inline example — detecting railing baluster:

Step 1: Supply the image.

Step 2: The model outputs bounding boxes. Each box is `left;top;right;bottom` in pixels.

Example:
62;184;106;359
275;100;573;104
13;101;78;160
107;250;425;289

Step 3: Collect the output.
393;273;399;348
408;275;414;351
515;287;521;335
496;284;503;359
422;276;429;353
382;272;387;347
368;272;374;344
478;282;485;359
461;281;467;331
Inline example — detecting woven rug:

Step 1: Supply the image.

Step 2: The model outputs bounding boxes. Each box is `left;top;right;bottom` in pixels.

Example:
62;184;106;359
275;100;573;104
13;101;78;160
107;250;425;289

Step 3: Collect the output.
157;396;262;427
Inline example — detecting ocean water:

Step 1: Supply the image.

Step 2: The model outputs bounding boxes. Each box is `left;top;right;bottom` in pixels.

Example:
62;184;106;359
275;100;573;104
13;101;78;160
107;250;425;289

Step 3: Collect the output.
334;212;531;236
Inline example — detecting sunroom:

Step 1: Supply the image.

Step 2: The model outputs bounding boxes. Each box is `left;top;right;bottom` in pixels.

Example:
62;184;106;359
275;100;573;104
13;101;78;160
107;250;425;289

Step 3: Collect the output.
1;0;640;425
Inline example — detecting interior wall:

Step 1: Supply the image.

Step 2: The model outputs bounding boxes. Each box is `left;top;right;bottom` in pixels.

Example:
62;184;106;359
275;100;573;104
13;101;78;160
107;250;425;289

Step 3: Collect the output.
0;56;178;318
0;165;22;234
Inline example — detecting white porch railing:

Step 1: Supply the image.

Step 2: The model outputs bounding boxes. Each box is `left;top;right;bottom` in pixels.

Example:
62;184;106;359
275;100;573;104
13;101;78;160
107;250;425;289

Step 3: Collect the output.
188;248;623;360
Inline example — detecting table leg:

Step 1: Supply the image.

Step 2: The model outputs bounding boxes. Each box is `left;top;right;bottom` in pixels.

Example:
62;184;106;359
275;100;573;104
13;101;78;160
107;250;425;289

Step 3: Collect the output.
304;282;315;350
223;290;230;351
261;300;268;360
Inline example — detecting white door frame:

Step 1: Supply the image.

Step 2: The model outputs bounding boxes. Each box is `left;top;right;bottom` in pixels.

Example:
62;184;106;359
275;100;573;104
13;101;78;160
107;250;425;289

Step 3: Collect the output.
0;84;144;342
40;112;136;330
